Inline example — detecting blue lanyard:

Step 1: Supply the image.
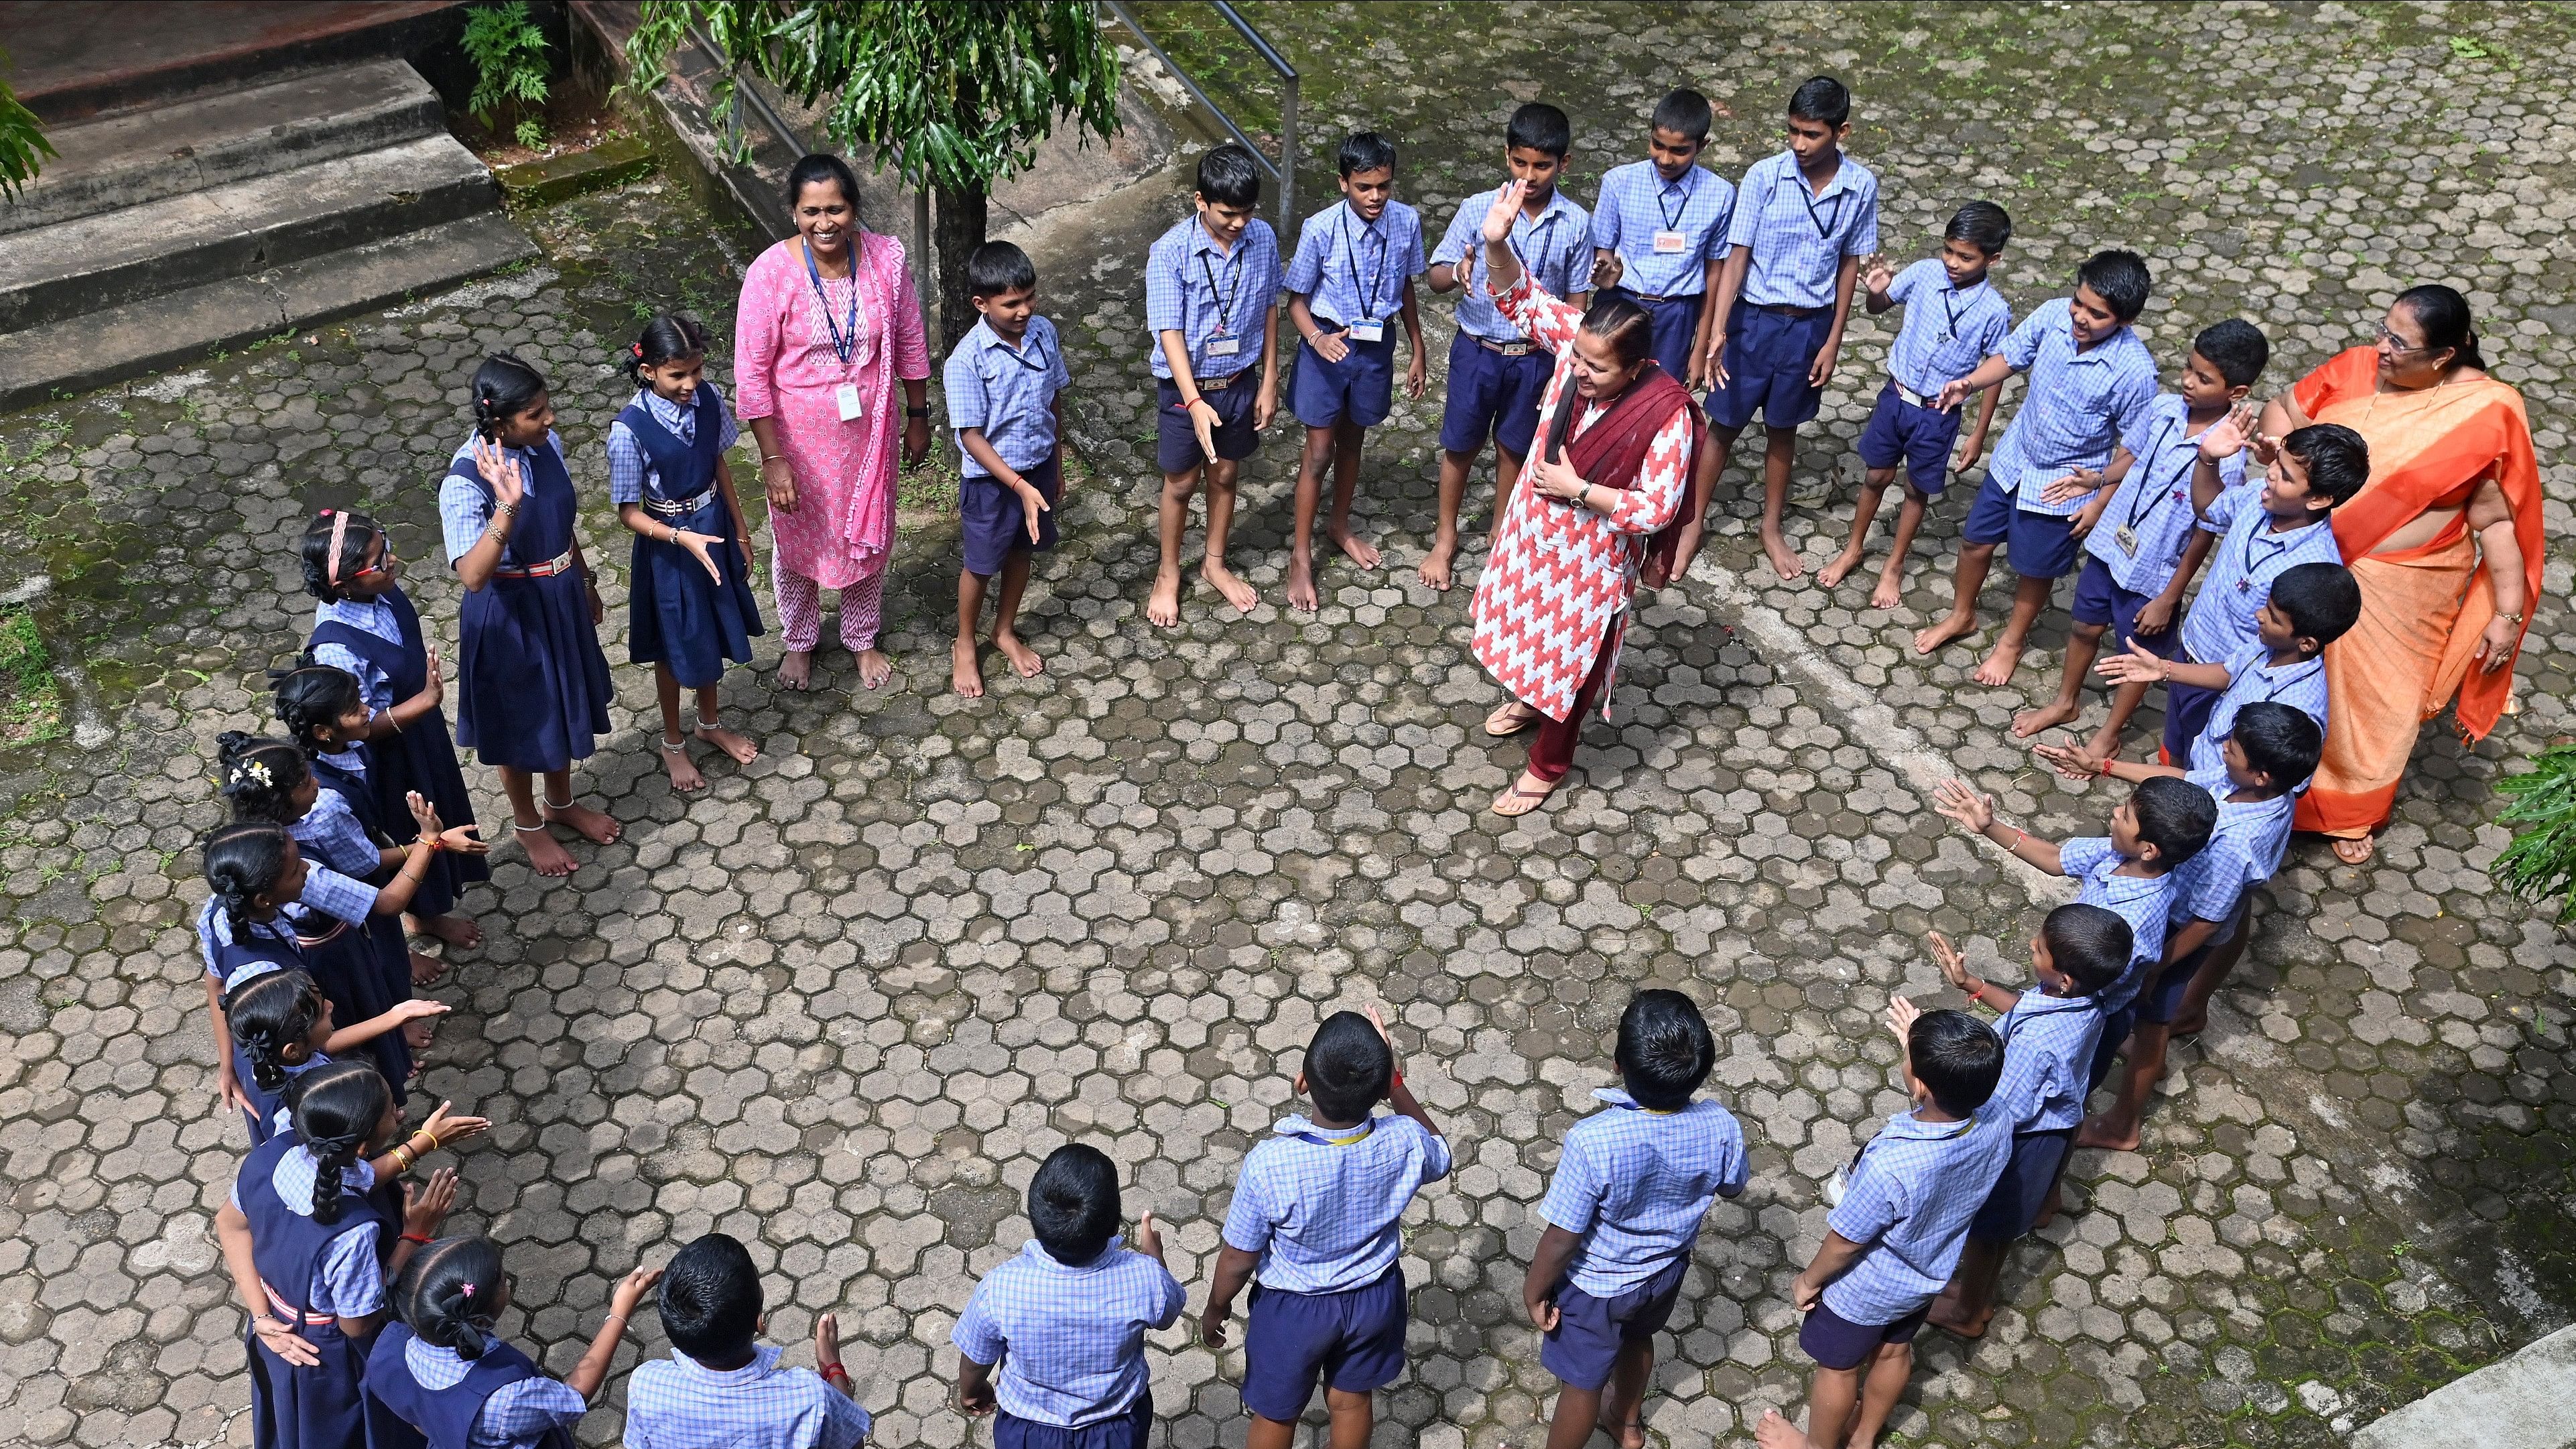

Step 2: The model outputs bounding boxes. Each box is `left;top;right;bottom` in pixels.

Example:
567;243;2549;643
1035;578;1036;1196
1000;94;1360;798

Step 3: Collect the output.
1342;210;1387;321
803;241;860;367
2122;416;2183;531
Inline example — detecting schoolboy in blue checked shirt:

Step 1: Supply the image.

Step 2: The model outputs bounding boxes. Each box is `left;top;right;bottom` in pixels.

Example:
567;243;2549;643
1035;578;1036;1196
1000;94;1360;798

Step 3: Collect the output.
2085;558;2355;781
623;1233;868;1449
1793;1007;2007;1449
1681;75;1880;586
1202;1008;1450;1449
1915;250;2160;688
1422;101;1590;592
1523;990;1746;1449
1283;131;1427;615
1588;87;1734;389
944;241;1072;700
954;1144;1186;1449
1145;143;1282;629
1915;905;2130;1340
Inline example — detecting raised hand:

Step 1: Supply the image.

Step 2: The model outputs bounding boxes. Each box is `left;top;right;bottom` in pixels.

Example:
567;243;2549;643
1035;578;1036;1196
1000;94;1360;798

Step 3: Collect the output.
1926;931;1972;990
1886;993;1922;1046
393;999;452;1025
1481;180;1529;245
2199;402;2258;461
406;790;444;841
419;1099;491;1151
470;438;526;509
1135;1209;1164;1263
403;1167;459;1237
2092;637;2169;687
1861;252;1896;296
1931;777;1996;833
421;644;444;700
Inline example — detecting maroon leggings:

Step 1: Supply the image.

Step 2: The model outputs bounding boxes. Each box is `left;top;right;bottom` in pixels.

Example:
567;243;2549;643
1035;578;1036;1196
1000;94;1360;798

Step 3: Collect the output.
1527;626;1618;784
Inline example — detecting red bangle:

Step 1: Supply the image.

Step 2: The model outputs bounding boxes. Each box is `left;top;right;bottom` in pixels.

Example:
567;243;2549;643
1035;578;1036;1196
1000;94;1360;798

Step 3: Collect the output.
401;1233;434;1245
1392;1070;1405;1088
820;1363;849;1381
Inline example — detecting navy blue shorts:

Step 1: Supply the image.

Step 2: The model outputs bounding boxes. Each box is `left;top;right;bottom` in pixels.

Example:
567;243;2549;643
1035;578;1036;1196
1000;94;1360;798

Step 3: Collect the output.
1961;475;2081;579
1970;1129;2075;1241
1156;375;1259;475
1440;331;1550;458
1707;302;1831;430
1538;1254;1687;1391
960;456;1060;578
1602;288;1704;381
1240;1266;1407;1422
1799;1298;1927;1372
2069;558;2184;659
1855;383;1962;495
2159;674;2224;767
2140;894;2248;1025
1291;324;1397;429
2086;1003;2138;1092
993;1395;1153;1449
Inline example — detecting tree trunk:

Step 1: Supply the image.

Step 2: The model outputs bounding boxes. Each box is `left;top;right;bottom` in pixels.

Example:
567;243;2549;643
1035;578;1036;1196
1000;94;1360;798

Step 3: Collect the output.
932;180;988;349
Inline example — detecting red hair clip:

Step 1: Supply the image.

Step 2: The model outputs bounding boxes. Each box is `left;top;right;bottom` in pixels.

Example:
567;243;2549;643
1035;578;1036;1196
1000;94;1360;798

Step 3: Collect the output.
631;342;645;357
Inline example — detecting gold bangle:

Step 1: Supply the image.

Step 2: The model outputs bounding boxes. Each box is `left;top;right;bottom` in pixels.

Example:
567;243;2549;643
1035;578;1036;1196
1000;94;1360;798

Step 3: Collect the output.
411;1129;438;1154
390;1145;414;1172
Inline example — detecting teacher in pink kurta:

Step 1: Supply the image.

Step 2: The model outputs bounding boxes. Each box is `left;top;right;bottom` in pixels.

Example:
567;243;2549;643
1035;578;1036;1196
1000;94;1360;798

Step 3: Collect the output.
736;153;932;691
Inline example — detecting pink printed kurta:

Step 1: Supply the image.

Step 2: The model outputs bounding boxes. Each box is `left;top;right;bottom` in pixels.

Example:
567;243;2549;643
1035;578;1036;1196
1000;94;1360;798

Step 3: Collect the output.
733;233;930;589
1469;275;1693;722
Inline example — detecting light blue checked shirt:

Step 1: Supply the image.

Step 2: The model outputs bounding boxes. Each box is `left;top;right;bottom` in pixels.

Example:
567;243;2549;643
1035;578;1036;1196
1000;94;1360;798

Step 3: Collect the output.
228;1145;385;1316
2174;763;2295;928
2083;393;2248;596
1882;259;2010;401
441;432;569;563
196;898;300;983
1538;1087;1748;1297
1433;185;1592;342
1284;198;1425;329
282;859;379;936
951;1237;1185;1427
624;1345;869;1449
943;316;1071;477
293;788;380;878
1590;161;1734;298
2189;646;2329;779
1986;298;2160;519
1144;214;1281;381
1988;991;2106;1135
404;1336;589;1449
311;598;402;713
2180;487;2345;665
1724;150;1879;310
1221;1112;1452;1294
607;385;740;505
1821;1107;2011;1325
2061;836;2179;1013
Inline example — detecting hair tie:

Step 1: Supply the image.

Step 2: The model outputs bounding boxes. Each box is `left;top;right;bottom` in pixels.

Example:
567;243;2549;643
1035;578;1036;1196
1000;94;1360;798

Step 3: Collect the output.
631;342;644;358
325;509;352;586
460;1282;475;1298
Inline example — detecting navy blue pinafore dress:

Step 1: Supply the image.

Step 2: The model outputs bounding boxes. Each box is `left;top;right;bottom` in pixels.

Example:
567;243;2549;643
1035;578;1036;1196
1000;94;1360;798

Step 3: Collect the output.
367;1323;578;1449
209;919;309;1145
237;1134;416;1449
307;749;422;1060
287;897;411;1108
450;436;614;773
623;385;764;687
309;588;489;917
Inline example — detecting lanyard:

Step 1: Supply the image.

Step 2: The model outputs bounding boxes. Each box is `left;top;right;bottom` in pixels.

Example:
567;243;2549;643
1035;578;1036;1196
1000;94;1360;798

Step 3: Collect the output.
1288;1121;1374;1146
2122;416;2183;531
2257;659;2319;700
2236;518;2296;587
1939;287;1965;342
1656;171;1693;232
992;330;1051;373
1342;209;1387;321
1512;209;1555;286
1197;242;1245;338
1797;168;1847;241
803;241;862;368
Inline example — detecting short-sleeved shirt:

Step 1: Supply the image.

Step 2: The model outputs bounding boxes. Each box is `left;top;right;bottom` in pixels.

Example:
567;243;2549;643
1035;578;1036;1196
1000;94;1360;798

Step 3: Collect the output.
624;1346;869;1449
1987;300;2160;519
2060;835;2178;1012
1537;1087;1748;1297
440;432;570;562
228;1145;385;1316
1589;161;1735;298
1220;1113;1452;1294
404;1336;589;1449
311;597;403;713
607;385;742;505
950;1237;1185;1427
1882;260;2010;399
1283;198;1426;328
196;897;298;984
282;859;380;935
1724;150;1880;310
1433;185;1592;342
2083;394;2248;596
1988;992;2106;1135
2189;646;2329;779
1144;214;1283;381
2179;489;2344;664
943;316;1071;477
293;789;379;878
2173;763;2295;927
1821;1108;2012;1325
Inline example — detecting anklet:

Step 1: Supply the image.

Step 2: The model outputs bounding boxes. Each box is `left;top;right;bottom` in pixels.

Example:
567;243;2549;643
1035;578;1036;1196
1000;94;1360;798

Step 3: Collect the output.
661;736;689;753
512;821;549;834
543;795;576;811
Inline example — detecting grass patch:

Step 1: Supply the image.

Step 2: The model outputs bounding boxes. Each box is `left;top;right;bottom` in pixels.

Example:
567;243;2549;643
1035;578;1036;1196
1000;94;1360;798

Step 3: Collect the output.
0;609;64;745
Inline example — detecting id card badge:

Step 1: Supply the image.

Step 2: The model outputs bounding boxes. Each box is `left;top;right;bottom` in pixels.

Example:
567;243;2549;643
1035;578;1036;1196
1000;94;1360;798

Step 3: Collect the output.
1652;229;1689;255
834;383;863;422
1346;319;1386;342
1208;335;1241;357
2114;525;2140;557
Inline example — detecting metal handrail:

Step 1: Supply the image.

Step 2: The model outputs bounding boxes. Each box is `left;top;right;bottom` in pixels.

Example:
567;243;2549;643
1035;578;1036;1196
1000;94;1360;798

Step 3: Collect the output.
1102;0;1299;237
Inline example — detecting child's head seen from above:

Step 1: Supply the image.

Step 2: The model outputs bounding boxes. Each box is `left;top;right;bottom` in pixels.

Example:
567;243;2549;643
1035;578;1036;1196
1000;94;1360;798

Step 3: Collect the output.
223;967;332;1090
394;1235;511;1360
273;663;371;755
2223;702;2323;796
1903;1008;2002;1118
1939;201;2012;287
2264;423;2370;519
1028;1143;1120;1267
2035;902;2130;999
300;509;399;603
2184;319;2270;412
217;733;317;825
1298;1010;1393;1125
2260;562;2362;659
1504;102;1572;197
629;314;711;403
659;1232;764;1365
1647;87;1710;179
1194;143;1263;244
2115;775;2217;872
2069;250;2151;344
1614;988;1715;1110
1336;131;1397;222
1784;76;1852;169
967;241;1039;336
204;821;304;923
471;353;553;447
283;1058;397;1224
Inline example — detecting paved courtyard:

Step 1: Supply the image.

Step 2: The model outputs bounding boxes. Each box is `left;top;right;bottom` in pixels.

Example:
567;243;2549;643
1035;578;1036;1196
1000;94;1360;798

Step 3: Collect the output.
0;3;2571;1446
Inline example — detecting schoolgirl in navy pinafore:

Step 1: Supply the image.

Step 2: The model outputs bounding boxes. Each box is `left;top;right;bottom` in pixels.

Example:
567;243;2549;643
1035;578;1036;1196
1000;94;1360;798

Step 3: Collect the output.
310;588;490;916
275;876;411;1105
367;1324;580;1449
203;912;310;1144
621;382;763;686
293;759;419;1090
236;1133;411;1449
447;433;613;772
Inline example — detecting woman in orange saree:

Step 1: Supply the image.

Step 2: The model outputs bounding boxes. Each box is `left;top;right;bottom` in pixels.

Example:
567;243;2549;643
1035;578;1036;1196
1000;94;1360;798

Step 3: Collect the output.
2258;286;2540;863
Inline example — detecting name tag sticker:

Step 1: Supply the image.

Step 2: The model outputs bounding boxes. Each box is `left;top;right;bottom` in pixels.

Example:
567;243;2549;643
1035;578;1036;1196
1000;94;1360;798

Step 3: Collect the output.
1652;229;1689;255
834;383;863;422
1208;336;1241;357
1346;320;1386;342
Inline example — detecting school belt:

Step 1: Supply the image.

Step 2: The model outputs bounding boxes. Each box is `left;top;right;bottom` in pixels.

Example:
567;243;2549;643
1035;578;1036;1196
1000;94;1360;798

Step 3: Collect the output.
492;550;578;579
294;920;347;950
1888;379;1943;409
1749;301;1825;317
1620;289;1692;304
262;1282;336;1326
1191;369;1247;393
641;489;716;519
1474;338;1536;357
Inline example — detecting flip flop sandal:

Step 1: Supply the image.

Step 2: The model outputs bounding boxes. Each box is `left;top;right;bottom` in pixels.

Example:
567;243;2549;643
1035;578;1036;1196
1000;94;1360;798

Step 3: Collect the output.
1484;702;1539;737
1490;779;1558;818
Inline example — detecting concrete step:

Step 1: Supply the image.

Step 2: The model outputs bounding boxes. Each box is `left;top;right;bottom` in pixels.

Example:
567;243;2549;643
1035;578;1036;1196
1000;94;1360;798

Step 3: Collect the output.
1;60;446;237
1;1;462;124
0;212;538;413
0;133;499;334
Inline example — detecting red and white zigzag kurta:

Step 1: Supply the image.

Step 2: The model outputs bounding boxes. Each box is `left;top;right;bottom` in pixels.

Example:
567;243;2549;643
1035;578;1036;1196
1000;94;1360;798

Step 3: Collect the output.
1469;277;1693;722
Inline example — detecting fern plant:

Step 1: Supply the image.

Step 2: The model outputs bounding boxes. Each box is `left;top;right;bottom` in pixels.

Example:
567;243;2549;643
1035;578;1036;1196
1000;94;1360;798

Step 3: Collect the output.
2494;743;2576;924
462;1;552;150
0;50;58;200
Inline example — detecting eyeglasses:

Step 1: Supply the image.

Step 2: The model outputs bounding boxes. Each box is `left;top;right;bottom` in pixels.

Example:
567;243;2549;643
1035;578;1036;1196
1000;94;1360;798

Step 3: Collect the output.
348;540;399;580
2375;324;2429;355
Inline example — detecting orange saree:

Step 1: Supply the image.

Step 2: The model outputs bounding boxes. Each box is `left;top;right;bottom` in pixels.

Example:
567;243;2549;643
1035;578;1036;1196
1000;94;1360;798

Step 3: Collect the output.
2289;347;2544;836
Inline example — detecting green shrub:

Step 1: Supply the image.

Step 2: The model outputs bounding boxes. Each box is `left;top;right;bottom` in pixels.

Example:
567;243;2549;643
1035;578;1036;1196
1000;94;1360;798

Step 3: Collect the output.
463;1;552;150
2495;743;2576;924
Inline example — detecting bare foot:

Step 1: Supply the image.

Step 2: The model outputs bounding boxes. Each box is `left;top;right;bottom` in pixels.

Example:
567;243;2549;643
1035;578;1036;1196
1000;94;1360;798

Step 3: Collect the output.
778;649;814;691
2012;699;2083;738
1417;539;1458;592
1927;1300;1994;1339
1147;566;1183;627
404;1017;435;1050
1913;614;1978;656
1287;554;1320;613
856;648;893;690
2331;836;2375;865
1490;769;1559;817
951;637;985;698
407;913;481;950
1817;550;1865;589
1202;562;1257;614
994;629;1044;679
659;739;707;793
1596;1403;1647;1449
542;801;621;845
697;724;759;764
516;824;578;877
1869;567;1906;611
1330;525;1381;571
2171;1005;2209;1037
407;950;448;987
2030;1180;2064;1231
1761;529;1807;581
2073;1111;2141;1153
1753;1409;1814;1449
1972;638;2024;687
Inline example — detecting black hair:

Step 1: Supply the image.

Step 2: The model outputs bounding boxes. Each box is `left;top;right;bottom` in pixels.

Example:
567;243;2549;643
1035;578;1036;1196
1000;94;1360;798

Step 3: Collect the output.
2396;284;2488;371
660;1233;762;1361
2132;775;2217;869
223;968;326;1093
1196;143;1263;210
2281;422;2370;507
2192;318;2270;389
283;1060;390;1226
204;821;295;930
1506;102;1572;159
785;152;864;218
216;733;313;826
1905;1008;2002;1117
1579;293;1657;370
1614;989;1715;1110
1303;1011;1393;1123
628;313;709;388
394;1236;508;1361
298;510;385;603
1945;201;2012;257
2269;561;2362;649
2228;702;2324;792
966;241;1037;300
1028;1143;1120;1266
271;662;368;755
470;353;548;442
1787;76;1852;129
2039;903;2130;999
1337;130;1396;178
2075;249;2152;323
1651;87;1712;146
